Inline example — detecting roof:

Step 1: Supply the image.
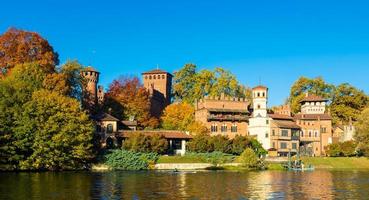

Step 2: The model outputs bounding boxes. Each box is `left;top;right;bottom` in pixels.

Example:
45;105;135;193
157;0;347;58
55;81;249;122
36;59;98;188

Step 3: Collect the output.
82;66;99;72
93;113;119;121
208;108;249;114
273;120;301;129
121;120;138;126
253;85;268;90
268;114;293;120
117;130;193;139
142;69;172;76
294;113;332;120
300;94;327;102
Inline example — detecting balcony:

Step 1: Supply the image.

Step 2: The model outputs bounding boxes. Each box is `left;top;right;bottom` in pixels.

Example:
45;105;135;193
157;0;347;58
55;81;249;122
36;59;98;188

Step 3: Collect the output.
207;115;248;122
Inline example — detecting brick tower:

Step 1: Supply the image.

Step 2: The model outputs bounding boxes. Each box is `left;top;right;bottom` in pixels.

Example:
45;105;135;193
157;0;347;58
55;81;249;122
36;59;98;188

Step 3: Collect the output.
81;66;101;108
142;68;172;118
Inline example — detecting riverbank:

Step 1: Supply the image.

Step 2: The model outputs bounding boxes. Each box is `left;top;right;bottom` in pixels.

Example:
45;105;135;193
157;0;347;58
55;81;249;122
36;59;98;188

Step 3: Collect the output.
302;157;369;169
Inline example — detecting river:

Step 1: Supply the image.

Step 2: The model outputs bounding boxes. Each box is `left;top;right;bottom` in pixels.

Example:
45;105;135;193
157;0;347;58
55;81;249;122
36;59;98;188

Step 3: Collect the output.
1;170;369;199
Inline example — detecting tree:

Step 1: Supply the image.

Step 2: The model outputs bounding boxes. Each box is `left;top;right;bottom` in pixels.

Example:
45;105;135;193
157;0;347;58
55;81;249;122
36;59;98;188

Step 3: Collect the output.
0;28;59;76
230;135;251;155
355;108;369;156
187;133;213;153
104;76;158;129
330;83;369;124
173;64;247;104
237;148;258;168
15;90;94;170
161;102;195;130
289;77;334;113
210;135;231;153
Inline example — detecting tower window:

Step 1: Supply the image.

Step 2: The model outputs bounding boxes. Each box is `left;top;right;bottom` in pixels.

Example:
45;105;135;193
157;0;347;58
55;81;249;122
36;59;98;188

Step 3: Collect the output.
257;92;260;97
153;75;156;79
257;104;261;109
145;76;148;79
162;75;165;79
149;75;152;79
265;132;269;138
262;92;265;97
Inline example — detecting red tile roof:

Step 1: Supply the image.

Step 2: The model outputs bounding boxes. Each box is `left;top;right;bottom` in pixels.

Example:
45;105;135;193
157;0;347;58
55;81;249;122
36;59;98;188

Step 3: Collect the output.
272;120;301;129
294;113;332;120
269;114;293;120
300;94;327;102
142;69;172;76
117;130;193;139
252;85;268;90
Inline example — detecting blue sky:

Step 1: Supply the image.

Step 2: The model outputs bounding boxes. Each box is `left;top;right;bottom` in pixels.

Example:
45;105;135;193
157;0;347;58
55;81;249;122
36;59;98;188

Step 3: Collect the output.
1;0;369;105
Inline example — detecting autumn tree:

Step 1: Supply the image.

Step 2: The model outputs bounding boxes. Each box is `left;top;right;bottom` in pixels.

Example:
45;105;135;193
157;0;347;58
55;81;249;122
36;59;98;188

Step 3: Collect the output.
330;83;369;124
288;76;334;113
0;28;59;76
104;76;158;129
173;64;248;104
355;107;369;156
161;102;208;134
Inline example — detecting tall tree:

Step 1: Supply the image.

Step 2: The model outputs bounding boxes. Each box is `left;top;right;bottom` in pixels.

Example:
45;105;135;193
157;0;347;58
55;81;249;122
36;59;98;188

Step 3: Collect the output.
289;76;334;113
104;76;158;129
330;83;369;124
0;28;59;76
355;107;369;156
161;102;208;135
16;90;94;170
173;64;247;104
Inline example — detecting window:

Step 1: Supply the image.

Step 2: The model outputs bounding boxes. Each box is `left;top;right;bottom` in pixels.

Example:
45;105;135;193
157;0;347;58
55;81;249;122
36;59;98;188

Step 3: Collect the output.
281;129;288;137
257;92;260;97
173;140;182;150
262;92;265;97
266;120;269;124
321;127;327;133
153;75;156;79
309;131;312;137
231;124;237;133
265;132;269;138
211;124;218;132
301;130;304;137
315;131;318;137
162;75;165;79
292;143;297;149
257;104;261;109
149;75;152;79
107;124;113;133
157;75;160;79
221;124;227;132
272;130;275;136
280;142;287;149
272;142;275;148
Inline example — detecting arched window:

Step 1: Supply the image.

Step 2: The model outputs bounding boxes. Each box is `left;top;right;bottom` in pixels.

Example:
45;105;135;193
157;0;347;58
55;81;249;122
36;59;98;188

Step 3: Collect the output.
149;75;152;79
257;104;261;109
257;92;260;97
153;75;156;79
211;124;218;132
262;92;265;97
107;124;113;133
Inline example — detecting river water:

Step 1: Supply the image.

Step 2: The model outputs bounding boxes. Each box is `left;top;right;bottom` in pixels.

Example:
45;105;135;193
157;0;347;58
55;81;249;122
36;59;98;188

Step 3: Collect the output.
1;170;369;199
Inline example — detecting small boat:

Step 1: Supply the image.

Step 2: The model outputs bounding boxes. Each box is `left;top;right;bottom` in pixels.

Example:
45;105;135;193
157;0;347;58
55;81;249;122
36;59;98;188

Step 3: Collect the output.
284;152;315;171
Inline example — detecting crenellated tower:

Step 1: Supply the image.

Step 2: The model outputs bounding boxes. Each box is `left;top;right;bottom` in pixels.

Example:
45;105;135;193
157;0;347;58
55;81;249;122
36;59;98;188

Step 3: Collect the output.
81;66;102;108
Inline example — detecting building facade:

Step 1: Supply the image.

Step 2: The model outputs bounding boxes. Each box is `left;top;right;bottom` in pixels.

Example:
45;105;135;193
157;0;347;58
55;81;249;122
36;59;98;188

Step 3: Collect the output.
294;94;333;156
194;93;250;138
142;69;173;118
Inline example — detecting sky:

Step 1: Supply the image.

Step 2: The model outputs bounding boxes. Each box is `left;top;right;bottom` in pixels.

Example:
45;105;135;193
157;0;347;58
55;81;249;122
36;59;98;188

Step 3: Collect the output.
1;0;369;106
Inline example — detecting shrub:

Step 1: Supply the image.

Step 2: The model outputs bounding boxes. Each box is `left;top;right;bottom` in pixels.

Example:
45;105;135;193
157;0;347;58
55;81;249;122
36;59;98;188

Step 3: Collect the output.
325;141;358;157
104;150;159;170
122;133;168;154
230;135;251;155
187;133;213;153
250;139;267;157
237;148;259;168
210;135;231;153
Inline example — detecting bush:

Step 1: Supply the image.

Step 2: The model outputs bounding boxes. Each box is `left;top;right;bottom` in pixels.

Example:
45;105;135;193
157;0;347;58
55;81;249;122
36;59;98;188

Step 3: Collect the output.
187;133;213;153
325;141;358;157
237;148;259;168
250;139;267;157
230;135;251;155
210;135;231;153
122;133;168;154
104;150;159;170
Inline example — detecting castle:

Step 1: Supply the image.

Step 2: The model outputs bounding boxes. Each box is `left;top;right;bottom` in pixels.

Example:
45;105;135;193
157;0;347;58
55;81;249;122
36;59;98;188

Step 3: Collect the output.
82;66;340;157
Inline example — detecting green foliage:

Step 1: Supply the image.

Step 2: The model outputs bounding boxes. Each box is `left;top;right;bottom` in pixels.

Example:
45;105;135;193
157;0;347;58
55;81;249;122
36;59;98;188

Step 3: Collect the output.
187;133;213;153
173;64;248;104
325;141;358;157
355;107;369;156
330;83;369;124
104;150;159;170
122;133;168;154
186;152;235;166
289;76;334;113
230;135;251;155
187;134;266;156
237;148;259;168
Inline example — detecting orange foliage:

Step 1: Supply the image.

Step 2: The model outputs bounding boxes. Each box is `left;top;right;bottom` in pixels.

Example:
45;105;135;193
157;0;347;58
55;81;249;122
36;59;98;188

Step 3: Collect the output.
0;28;59;75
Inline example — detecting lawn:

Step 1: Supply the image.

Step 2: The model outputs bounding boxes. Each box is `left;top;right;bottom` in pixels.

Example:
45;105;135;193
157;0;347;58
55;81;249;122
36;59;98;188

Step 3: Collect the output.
302;157;369;169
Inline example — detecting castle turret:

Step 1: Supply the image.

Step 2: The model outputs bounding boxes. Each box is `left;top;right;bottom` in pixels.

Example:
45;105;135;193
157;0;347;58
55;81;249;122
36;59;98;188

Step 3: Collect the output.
252;85;268;117
81;66;100;106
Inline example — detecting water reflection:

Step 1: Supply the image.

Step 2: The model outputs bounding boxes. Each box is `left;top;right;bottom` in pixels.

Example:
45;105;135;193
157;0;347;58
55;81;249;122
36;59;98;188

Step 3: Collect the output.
1;170;369;199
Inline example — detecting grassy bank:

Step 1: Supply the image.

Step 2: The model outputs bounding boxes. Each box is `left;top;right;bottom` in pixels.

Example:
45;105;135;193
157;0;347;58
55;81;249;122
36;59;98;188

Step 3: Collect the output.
157;156;207;164
302;157;369;169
